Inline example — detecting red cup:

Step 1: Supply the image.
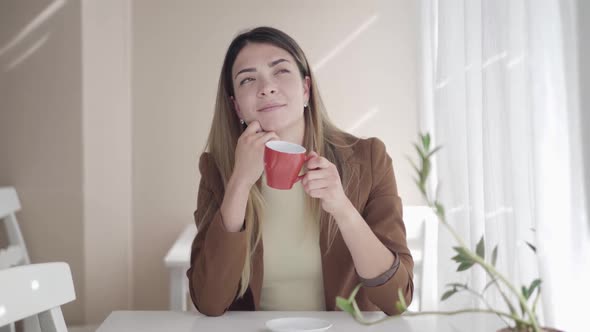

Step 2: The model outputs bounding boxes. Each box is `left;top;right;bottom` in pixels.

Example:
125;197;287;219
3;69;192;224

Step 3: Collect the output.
264;141;308;190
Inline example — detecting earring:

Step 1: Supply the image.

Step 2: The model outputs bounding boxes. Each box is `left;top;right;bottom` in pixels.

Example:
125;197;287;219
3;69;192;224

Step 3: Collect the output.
240;119;245;125
304;102;309;109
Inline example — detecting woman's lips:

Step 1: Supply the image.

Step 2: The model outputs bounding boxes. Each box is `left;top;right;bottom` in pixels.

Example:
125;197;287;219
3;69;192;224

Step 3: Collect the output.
257;104;286;112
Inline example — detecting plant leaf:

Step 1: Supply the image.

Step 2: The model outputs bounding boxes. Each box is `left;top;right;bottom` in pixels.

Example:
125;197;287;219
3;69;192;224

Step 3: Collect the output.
526;242;537;253
395;301;405;313
413;177;421;187
445;282;467;289
407;157;421;177
426;146;442;158
451;246;471;263
336;297;355;315
413;143;425;160
491;245;498;266
434;201;445;218
435;181;442;200
528;279;542;298
476;236;485;259
452;247;471;260
422;159;431;181
441;289;458;301
422;133;431;151
457;261;475;271
521;285;530;300
451;254;466;264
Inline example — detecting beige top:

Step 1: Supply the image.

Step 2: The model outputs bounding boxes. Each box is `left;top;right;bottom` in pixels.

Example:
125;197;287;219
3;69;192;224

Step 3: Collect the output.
259;174;326;311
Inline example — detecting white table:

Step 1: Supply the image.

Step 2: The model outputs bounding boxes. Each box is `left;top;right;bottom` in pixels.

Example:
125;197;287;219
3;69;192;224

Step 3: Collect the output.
164;224;198;311
96;311;506;332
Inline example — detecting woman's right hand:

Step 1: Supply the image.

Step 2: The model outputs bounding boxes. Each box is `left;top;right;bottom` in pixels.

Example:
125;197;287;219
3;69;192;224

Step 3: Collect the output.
231;121;279;188
220;121;278;232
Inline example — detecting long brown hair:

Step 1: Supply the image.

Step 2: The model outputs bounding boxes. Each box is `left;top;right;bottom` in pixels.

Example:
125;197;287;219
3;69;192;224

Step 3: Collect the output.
203;26;355;298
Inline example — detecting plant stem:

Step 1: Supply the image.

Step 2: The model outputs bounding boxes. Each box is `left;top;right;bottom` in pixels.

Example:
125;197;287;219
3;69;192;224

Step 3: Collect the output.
457;285;511;328
429;198;518;316
482;274;519;317
436;210;516;315
532;287;541;320
412;140;542;332
467;251;541;332
424;199;541;331
351;299;364;321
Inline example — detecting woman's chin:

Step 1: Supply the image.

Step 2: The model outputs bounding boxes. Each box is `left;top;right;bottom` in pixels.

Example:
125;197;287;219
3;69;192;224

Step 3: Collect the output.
256;120;281;133
256;116;302;135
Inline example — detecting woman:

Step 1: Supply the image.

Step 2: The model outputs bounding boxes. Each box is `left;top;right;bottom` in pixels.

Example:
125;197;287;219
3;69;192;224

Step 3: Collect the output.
187;26;413;317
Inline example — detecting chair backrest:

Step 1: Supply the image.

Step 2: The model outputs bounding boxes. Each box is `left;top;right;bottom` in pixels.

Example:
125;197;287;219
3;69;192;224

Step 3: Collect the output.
403;205;438;311
0;187;30;268
0;262;76;331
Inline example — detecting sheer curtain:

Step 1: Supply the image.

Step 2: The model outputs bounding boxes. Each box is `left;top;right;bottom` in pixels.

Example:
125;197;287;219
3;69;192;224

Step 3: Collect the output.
418;0;590;330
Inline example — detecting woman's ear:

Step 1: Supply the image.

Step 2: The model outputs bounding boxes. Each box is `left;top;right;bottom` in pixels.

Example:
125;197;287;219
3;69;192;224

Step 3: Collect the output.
303;76;311;105
230;95;242;117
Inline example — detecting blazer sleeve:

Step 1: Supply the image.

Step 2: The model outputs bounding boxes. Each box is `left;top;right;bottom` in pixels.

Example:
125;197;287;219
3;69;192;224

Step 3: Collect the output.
361;138;415;315
186;153;248;316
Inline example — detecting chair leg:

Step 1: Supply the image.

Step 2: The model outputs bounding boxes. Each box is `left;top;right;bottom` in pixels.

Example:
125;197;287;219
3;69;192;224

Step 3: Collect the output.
23;315;41;332
38;307;67;332
169;268;187;311
0;323;15;332
0;314;41;332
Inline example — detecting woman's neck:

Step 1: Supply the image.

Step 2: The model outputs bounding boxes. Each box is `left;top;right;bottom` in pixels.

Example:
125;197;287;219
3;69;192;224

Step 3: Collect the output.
276;118;305;146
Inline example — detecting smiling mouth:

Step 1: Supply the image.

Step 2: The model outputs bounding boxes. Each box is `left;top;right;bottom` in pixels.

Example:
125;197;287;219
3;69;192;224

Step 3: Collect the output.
257;104;286;112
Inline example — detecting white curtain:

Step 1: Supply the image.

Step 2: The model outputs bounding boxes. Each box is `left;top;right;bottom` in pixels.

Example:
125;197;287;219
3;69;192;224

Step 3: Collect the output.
419;0;590;330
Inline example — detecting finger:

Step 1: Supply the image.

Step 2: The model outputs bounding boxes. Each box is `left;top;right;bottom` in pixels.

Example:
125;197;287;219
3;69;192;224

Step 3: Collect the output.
243;121;261;135
301;168;331;184
303;179;330;191
306;151;319;160
306;156;331;170
258;131;280;144
307;188;326;199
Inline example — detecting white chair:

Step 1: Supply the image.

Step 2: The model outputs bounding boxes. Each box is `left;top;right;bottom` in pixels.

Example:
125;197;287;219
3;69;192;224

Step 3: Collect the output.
0;262;76;332
403;205;438;312
0;188;87;332
0;187;41;332
0;187;31;268
164;224;198;311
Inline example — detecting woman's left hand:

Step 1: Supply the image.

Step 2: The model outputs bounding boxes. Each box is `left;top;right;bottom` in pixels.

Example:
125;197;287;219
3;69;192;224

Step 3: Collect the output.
301;152;352;217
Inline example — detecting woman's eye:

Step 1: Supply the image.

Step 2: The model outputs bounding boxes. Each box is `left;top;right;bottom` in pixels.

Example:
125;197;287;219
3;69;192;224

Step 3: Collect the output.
276;69;290;74
240;77;254;85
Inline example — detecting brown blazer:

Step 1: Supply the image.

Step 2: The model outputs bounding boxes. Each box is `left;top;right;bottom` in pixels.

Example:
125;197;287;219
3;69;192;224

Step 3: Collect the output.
187;136;414;317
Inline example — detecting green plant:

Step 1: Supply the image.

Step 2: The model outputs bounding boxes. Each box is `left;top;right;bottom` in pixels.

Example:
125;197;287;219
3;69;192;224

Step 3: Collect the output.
336;133;545;332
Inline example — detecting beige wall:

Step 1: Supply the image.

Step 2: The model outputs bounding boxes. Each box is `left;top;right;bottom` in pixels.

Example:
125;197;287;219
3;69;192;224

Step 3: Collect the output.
82;0;133;324
132;0;420;310
0;0;133;325
0;0;85;324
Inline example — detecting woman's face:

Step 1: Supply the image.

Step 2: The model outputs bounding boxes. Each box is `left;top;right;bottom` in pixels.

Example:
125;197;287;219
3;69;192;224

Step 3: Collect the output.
231;43;310;134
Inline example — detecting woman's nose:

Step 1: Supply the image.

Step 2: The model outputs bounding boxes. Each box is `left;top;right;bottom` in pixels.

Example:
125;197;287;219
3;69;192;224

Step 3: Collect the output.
258;79;277;97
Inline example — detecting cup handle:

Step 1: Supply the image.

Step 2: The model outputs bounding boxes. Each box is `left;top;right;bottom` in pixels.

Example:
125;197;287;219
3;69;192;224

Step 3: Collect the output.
296;154;314;183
